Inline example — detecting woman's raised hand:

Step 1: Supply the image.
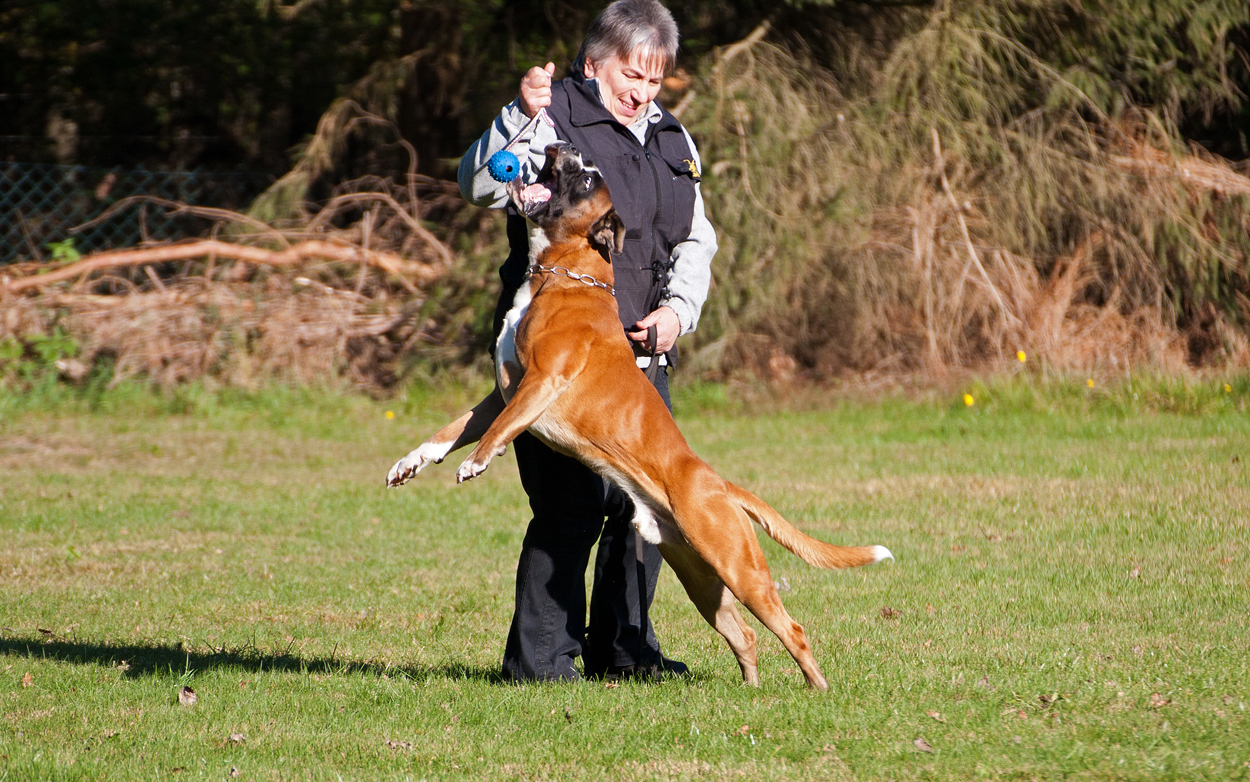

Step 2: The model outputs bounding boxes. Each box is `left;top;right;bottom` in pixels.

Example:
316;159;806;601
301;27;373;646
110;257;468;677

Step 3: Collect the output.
519;62;556;119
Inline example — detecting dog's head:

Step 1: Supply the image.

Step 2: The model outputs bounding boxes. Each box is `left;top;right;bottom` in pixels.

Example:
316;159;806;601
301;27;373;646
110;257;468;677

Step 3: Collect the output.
507;142;626;256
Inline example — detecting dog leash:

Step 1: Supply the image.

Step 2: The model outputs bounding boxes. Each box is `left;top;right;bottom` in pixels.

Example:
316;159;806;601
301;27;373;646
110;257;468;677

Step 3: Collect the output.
643;325;662;384
634;323;662;670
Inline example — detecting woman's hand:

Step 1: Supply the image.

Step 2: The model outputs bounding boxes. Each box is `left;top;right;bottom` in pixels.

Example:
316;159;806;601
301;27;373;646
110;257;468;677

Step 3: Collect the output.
519;62;556;119
628;306;681;354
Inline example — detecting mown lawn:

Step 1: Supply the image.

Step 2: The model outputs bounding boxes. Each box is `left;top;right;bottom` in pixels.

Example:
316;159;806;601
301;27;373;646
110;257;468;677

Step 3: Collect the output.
1;378;1248;781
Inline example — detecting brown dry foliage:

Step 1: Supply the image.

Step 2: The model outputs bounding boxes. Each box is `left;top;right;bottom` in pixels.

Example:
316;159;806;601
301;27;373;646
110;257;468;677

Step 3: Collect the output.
679;25;1250;383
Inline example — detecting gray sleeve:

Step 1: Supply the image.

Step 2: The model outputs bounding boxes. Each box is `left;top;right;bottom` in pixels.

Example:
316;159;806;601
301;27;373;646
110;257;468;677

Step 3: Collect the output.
457;100;560;208
659;127;718;336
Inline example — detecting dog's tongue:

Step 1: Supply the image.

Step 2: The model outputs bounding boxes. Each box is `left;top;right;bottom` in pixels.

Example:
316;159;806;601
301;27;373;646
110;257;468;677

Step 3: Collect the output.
520;183;552;204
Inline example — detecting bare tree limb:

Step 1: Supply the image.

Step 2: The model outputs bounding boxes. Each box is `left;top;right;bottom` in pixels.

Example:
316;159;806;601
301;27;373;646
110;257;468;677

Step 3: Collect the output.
1;240;441;294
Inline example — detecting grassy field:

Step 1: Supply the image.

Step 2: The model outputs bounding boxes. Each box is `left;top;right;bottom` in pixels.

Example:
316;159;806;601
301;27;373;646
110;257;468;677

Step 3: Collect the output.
1;377;1248;781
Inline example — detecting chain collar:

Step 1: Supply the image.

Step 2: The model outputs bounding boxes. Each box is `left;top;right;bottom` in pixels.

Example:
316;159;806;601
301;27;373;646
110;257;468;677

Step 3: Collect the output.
527;263;615;296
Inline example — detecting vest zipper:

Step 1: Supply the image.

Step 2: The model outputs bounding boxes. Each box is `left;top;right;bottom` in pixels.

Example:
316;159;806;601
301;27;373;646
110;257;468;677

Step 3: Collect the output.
643;143;664;287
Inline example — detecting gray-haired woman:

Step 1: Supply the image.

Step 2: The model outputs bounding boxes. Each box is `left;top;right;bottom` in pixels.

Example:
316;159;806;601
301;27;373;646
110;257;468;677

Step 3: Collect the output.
459;0;716;682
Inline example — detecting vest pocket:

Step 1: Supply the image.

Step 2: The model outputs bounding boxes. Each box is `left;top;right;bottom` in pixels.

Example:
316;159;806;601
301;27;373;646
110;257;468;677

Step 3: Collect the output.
612;251;658;329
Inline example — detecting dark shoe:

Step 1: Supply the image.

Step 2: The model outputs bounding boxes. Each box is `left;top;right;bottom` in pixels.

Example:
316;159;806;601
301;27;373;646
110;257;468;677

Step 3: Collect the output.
597;656;689;682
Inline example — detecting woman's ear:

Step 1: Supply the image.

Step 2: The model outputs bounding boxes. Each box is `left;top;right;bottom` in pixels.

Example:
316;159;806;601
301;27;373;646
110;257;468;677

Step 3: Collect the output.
583;57;597;80
591;209;626;256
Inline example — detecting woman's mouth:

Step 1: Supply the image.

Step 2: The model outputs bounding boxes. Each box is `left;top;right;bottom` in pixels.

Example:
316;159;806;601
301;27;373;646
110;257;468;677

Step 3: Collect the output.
617;99;641;117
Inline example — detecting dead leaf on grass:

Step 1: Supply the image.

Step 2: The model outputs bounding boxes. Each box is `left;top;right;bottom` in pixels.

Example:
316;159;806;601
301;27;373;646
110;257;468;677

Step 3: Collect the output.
228;733;246;744
880;606;901;619
976;675;993;690
228;766;240;778
737;725;750;736
178;686;197;707
386;740;413;752
116;660;130;672
913;737;934;753
1150;692;1171;708
1017;710;1028;720
1038;693;1061;707
1129;566;1141;578
926;711;946;722
21;672;33;688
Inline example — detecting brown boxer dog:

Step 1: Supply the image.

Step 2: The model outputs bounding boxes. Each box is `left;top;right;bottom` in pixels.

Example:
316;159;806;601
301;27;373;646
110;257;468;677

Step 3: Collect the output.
386;142;891;689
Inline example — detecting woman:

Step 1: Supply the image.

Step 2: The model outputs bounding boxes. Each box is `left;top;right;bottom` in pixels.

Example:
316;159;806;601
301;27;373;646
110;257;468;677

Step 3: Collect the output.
458;0;716;682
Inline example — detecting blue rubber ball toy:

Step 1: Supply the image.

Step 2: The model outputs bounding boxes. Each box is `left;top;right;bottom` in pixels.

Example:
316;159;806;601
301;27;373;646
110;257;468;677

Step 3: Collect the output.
487;149;521;183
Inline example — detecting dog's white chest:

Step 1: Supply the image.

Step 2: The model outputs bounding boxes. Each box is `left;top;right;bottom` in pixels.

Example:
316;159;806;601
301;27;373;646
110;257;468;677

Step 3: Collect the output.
494;229;548;403
495;284;530;404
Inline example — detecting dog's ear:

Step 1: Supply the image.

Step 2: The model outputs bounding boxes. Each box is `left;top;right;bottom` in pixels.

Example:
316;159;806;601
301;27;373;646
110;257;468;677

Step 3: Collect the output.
590;209;626;256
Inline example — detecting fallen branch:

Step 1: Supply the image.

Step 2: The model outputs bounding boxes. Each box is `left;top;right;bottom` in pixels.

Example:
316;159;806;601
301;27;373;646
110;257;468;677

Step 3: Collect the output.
1;239;441;294
1111;153;1250;197
71;196;291;248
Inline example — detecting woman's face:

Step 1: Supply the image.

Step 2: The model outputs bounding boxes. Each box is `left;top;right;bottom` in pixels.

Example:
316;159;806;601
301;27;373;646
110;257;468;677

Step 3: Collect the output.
583;51;665;126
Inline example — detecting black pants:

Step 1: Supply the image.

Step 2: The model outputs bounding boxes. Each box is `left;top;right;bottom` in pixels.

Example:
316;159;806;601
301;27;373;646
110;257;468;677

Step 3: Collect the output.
500;367;670;682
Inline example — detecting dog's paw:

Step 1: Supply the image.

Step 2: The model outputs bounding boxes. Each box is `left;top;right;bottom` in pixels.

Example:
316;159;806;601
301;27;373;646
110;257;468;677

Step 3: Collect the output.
386;441;453;487
455;457;490;483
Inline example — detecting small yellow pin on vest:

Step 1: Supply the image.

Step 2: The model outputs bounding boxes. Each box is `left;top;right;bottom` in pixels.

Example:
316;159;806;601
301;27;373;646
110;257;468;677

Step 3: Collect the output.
683;159;701;181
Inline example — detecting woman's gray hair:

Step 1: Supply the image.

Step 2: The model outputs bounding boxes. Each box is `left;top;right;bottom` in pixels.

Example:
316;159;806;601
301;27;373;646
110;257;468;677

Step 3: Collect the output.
574;0;679;75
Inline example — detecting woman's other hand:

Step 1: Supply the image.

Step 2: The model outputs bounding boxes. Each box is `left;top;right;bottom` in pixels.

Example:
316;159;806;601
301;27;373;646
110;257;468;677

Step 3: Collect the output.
628;306;681;354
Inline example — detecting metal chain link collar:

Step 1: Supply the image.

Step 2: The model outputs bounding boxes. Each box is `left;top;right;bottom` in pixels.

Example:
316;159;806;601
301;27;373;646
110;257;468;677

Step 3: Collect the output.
527;263;615;296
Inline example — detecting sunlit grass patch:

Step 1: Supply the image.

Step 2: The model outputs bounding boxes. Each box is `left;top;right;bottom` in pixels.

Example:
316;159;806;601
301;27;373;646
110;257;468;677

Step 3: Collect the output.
2;383;1248;780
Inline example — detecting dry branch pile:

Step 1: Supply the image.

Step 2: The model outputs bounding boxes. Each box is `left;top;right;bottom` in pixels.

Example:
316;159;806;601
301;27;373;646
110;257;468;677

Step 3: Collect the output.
0;149;480;391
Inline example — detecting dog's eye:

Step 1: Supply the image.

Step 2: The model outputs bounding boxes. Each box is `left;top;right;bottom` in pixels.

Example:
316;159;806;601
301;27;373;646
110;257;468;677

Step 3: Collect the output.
582;174;593;190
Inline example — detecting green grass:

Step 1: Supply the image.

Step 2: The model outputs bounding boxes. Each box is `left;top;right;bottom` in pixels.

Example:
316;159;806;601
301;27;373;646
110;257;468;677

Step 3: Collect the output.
2;378;1248;780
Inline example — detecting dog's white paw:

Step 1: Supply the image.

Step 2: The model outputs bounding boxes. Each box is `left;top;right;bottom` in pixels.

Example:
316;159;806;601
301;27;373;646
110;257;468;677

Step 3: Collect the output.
455;445;506;484
455;457;489;483
386;441;453;487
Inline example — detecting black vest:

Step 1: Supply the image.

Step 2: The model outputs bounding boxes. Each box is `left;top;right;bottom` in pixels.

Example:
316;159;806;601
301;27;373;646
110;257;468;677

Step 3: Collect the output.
498;74;700;333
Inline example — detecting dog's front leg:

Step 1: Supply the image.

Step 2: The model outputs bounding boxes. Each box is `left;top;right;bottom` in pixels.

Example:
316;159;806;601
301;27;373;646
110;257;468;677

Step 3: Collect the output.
386;387;507;487
455;373;567;483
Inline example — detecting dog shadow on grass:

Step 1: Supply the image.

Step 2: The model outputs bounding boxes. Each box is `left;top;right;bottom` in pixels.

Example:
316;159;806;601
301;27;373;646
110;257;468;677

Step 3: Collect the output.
0;634;503;684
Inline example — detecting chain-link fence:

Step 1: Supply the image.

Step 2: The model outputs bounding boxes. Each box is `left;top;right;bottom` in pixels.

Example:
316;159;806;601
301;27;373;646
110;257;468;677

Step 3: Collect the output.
1;164;274;264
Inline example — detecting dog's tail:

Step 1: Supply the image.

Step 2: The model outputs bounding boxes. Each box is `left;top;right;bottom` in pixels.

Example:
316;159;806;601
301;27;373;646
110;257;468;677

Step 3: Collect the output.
730;484;893;569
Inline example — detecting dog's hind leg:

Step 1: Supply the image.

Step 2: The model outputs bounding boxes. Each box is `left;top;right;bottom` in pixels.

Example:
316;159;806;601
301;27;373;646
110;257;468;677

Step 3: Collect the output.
716;553;829;691
660;542;760;685
682;496;830;691
386;388;506;487
732;575;828;691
